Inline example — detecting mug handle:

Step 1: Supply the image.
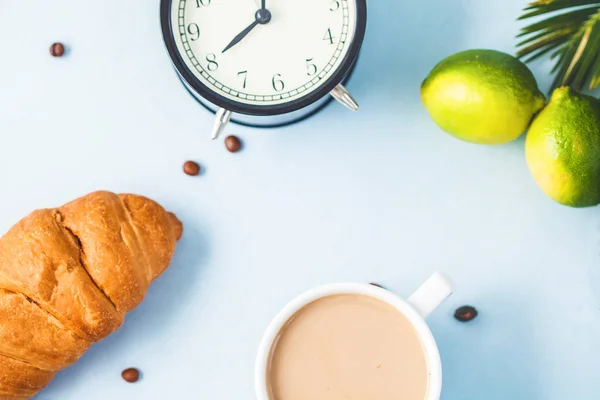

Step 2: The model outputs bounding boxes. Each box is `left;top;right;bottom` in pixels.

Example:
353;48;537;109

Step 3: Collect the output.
407;272;454;319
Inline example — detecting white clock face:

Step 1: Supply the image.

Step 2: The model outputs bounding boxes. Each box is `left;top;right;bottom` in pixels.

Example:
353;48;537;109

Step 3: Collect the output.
170;0;358;106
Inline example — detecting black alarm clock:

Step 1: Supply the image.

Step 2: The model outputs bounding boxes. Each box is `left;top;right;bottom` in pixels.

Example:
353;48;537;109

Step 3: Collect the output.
161;0;367;139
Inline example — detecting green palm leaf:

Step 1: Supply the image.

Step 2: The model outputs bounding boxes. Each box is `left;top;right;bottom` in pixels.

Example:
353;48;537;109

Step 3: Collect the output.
517;0;600;93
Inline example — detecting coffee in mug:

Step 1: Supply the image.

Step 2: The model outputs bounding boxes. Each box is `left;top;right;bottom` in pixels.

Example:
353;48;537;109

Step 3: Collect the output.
256;273;453;400
266;294;428;400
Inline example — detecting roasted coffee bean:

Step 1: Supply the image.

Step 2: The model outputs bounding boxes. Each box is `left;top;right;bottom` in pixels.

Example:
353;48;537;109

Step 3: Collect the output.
369;283;387;290
454;305;478;322
183;161;201;176
121;368;140;383
50;43;65;57
224;135;242;153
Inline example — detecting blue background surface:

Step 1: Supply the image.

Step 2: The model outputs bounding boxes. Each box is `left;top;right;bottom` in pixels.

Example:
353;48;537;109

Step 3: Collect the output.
1;0;599;399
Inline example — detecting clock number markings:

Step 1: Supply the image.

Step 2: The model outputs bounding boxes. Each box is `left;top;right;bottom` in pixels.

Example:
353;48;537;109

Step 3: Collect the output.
323;28;336;45
187;23;200;41
237;71;248;89
272;74;285;92
206;54;219;71
306;58;318;76
175;0;353;103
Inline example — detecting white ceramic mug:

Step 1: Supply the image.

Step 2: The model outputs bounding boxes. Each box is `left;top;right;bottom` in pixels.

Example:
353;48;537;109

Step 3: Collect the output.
255;272;454;400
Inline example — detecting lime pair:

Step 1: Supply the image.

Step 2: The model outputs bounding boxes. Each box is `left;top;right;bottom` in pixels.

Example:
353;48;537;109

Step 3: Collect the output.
421;49;600;208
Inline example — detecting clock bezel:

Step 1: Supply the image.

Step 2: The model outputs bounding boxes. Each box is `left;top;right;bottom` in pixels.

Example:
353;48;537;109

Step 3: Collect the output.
160;0;367;116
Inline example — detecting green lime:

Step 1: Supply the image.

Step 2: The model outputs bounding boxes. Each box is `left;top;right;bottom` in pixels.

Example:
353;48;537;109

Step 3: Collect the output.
525;87;600;207
421;49;546;145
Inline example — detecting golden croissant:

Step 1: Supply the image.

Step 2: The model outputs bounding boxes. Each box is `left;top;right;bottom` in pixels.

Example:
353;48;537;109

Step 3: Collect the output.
0;191;183;399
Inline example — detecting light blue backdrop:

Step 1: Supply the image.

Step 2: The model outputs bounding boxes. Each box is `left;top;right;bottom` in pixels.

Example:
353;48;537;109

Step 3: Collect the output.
1;1;599;399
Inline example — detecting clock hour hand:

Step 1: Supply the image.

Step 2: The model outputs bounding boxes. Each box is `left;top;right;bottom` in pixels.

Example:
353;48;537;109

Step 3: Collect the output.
222;20;258;54
222;9;271;54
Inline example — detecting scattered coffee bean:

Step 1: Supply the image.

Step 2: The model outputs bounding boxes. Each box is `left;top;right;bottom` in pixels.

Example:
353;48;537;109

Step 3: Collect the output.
121;368;140;383
369;283;387;290
50;42;65;57
454;305;478;322
224;135;242;153
183;161;200;176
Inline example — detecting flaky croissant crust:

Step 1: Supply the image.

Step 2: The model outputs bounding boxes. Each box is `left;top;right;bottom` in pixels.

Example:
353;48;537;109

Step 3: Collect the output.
0;191;182;399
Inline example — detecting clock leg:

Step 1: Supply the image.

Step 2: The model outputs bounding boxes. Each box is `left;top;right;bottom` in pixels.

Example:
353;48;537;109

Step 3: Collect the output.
174;53;361;131
211;108;233;140
330;84;359;111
